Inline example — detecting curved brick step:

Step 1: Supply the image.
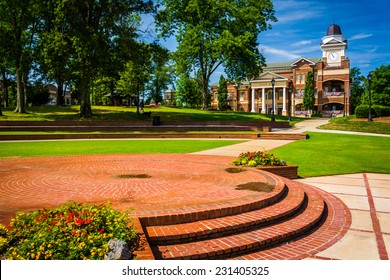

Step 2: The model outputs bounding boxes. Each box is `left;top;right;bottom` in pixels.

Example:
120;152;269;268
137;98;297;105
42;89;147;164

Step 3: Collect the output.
138;176;286;227
146;185;305;245
155;188;325;260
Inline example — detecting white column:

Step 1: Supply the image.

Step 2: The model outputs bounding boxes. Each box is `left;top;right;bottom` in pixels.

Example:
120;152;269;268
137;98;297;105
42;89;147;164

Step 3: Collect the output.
273;87;276;113
261;88;266;114
282;86;287;114
251;88;255;113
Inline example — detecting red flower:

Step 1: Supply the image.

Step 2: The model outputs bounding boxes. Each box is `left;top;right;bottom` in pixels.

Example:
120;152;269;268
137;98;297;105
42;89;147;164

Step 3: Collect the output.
99;228;104;234
51;221;58;226
47;227;51;231
35;217;40;223
7;225;12;231
72;231;77;236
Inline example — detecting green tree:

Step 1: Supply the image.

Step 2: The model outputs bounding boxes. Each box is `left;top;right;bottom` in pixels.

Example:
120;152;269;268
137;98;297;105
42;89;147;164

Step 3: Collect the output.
116;43;151;118
0;0;40;113
156;0;276;109
49;0;153;118
37;0;74;106
176;73;202;108
217;75;228;110
350;67;365;113
362;65;390;107
303;70;315;113
146;43;174;104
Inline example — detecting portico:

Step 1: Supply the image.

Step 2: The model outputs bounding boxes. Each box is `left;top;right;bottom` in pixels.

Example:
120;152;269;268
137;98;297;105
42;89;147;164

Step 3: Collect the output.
250;72;290;116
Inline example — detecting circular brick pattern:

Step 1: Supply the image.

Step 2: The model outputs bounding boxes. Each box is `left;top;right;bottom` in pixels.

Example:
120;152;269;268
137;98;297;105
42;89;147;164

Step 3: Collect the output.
0;154;276;223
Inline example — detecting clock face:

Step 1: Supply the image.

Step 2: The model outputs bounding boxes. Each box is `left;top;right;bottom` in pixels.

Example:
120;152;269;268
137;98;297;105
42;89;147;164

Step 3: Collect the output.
328;52;339;62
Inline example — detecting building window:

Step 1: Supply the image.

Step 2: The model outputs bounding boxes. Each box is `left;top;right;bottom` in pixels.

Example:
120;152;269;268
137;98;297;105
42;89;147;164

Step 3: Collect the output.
301;74;305;84
267;90;272;100
278;89;283;100
240;91;245;101
296;74;300;84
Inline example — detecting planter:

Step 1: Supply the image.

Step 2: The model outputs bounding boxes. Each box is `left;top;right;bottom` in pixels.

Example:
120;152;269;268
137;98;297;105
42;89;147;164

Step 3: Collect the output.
257;165;298;179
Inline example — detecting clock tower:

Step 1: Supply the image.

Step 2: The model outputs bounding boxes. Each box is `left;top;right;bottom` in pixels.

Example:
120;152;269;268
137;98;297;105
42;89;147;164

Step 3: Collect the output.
321;23;348;67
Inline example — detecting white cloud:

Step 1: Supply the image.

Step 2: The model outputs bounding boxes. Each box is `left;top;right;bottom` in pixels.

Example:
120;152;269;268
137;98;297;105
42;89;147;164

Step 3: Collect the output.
291;40;312;46
259;45;301;61
349;33;374;41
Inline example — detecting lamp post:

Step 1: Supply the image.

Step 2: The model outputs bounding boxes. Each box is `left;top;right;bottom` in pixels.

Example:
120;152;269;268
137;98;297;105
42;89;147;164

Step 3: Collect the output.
271;78;275;122
368;72;372;122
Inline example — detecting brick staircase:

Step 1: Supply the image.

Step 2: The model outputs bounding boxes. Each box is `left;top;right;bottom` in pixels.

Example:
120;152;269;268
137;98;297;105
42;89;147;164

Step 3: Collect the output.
138;179;327;260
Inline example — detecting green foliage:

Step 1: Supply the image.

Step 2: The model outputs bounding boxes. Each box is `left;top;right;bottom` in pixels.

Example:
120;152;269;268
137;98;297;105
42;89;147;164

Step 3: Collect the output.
0;201;137;260
362;65;390;107
355;104;370;118
156;0;276;109
303;70;315;111
175;73;202;108
372;105;390;117
354;104;389;118
146;43;175;104
233;151;286;167
350;67;365;112
217;75;229;110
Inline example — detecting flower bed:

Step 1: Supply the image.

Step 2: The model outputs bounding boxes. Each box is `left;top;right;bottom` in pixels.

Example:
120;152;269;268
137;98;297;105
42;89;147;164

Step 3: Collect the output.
0;201;137;260
232;151;298;179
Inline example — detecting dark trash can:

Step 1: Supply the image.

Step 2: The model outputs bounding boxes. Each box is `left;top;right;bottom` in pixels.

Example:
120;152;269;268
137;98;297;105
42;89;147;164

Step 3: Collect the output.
152;116;160;126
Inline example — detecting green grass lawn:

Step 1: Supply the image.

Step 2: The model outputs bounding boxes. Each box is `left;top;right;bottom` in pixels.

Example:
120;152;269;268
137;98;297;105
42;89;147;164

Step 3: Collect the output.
0;139;243;157
272;132;390;178
0;105;300;125
319;116;390;135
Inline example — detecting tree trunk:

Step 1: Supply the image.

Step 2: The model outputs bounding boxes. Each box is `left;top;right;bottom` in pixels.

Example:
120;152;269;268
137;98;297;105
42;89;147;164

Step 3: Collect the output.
79;76;93;118
57;81;65;106
14;68;26;113
201;74;208;110
1;69;9;108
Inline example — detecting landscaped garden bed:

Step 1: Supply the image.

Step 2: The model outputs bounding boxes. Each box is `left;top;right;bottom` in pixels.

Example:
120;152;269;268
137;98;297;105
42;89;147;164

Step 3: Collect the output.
232;151;298;179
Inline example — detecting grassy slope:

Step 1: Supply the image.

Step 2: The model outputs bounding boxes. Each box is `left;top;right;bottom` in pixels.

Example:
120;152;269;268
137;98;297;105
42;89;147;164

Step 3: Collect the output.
272;132;390;178
0;105;300;124
319;116;390;135
0;140;243;157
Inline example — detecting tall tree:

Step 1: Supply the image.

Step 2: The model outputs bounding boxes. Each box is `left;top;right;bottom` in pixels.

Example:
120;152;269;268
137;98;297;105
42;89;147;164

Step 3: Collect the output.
350;67;365;113
0;0;40;113
116;43;151;118
363;65;390;107
50;0;153;118
175;73;202;108
216;75;228;110
146;43;174;104
303;70;315;113
156;0;276;109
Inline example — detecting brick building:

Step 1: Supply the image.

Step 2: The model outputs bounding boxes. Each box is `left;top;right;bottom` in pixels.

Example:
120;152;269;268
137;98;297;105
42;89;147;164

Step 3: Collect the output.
211;24;351;117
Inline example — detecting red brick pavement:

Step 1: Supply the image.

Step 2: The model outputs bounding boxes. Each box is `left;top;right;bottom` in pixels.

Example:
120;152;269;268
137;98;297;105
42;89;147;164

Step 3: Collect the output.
0;154;350;260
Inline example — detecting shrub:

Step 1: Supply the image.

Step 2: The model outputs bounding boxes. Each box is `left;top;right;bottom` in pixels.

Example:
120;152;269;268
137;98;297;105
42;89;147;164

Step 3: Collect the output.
0;201;137;260
372;105;390;117
233;151;286;167
355;105;372;118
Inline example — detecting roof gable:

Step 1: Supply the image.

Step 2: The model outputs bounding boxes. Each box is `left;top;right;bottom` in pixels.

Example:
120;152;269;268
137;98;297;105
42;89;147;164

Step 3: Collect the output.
290;57;316;67
252;71;289;81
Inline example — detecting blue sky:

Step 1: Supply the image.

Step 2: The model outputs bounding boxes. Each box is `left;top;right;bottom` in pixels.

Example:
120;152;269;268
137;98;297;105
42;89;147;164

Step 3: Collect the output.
142;0;390;84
